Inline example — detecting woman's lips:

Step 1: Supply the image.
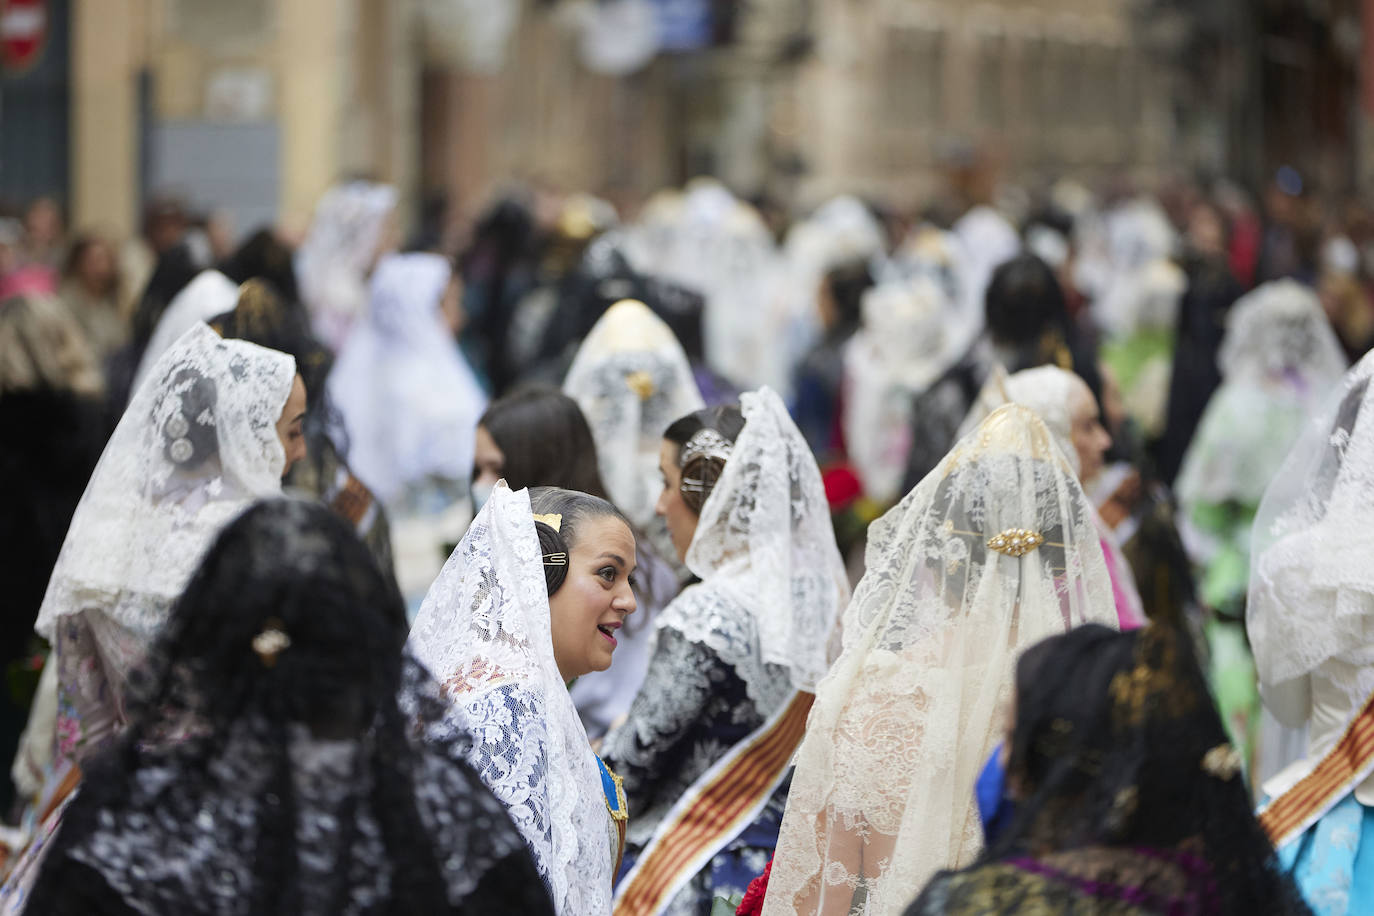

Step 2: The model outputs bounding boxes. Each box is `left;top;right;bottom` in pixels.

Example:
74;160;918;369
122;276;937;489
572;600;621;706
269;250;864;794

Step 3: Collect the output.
597;621;620;647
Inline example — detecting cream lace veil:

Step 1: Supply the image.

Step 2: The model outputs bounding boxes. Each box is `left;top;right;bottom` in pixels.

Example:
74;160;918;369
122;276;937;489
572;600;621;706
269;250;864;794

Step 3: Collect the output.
563;298;704;527
35;322;295;641
763;404;1118;916
657;387;850;710
405;483;612;915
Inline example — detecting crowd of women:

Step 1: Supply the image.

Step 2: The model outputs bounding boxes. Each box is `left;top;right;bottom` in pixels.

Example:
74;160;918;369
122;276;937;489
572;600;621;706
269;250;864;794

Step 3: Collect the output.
1;171;1372;914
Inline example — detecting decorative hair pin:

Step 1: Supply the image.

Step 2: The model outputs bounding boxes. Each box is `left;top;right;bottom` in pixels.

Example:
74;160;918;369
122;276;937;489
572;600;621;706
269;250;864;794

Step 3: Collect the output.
252;618;291;668
533;512;562;533
542;552;568;566
679;428;733;468
986;528;1045;557
624;370;656;400
1202;743;1243;781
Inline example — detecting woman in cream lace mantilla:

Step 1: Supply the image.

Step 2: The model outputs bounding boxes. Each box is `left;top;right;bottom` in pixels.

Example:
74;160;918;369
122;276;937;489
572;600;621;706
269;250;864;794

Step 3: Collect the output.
763;404;1119;916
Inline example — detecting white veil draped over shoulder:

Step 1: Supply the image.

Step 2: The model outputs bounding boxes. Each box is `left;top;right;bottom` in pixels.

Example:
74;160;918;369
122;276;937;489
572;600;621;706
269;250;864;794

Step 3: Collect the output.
37;322;295;642
763;405;1118;916
328;252;487;508
563;299;704;528
1249;349;1374;746
658;387;850;710
405;484;612;915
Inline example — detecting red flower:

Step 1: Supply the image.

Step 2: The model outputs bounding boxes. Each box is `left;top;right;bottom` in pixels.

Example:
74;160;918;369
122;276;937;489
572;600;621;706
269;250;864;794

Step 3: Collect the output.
822;465;863;510
736;855;773;916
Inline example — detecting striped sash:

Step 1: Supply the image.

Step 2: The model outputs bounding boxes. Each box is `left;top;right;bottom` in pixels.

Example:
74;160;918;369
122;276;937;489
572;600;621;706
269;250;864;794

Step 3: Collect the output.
612;691;814;916
1258;687;1374;850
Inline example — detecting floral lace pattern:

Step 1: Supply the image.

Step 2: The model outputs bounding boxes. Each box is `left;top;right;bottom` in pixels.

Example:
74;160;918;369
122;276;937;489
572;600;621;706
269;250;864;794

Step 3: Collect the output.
34;323;294;769
406;485;613;915
38;666;547;915
563;299;704;528
763;406;1118;916
672;387;850;703
1250;348;1374;694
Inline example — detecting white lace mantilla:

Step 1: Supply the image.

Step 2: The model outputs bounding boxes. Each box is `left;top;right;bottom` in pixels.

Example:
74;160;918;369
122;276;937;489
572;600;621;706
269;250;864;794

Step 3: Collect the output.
674;387;850;700
36;322;295;640
405;484;613;915
564;299;704;528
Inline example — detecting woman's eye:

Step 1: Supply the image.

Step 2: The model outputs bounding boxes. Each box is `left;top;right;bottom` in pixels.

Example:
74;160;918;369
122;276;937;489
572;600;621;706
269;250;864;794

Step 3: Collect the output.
598;567;617;582
628;574;639;590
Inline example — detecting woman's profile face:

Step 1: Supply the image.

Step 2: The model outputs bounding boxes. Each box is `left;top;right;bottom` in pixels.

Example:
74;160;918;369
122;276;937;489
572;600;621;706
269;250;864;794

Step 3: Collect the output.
655;439;699;563
1068;379;1111;484
275;375;308;476
548;516;637;682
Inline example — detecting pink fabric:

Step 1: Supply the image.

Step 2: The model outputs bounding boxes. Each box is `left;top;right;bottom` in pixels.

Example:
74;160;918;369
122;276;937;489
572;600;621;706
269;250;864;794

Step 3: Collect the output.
1100;537;1144;630
0;264;57;299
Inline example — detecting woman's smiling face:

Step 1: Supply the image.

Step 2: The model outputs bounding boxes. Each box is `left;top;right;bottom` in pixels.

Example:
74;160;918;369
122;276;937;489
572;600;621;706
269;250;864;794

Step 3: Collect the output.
548;515;638;682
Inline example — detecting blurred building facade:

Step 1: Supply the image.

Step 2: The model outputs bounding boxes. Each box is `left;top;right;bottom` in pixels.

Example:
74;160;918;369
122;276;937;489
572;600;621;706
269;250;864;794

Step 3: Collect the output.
4;0;1374;238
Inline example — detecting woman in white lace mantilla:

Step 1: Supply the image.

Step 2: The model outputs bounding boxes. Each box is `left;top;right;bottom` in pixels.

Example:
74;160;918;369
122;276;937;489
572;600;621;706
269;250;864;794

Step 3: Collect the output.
1249;348;1374;914
406;484;638;915
1174;279;1346;779
36;322;304;769
601;387;850;914
1;323;304;914
762;404;1119;916
563;298;705;533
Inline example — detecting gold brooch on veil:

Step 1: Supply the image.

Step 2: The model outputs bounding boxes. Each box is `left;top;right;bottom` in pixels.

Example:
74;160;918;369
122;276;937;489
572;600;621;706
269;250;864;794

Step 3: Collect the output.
986;528;1045;557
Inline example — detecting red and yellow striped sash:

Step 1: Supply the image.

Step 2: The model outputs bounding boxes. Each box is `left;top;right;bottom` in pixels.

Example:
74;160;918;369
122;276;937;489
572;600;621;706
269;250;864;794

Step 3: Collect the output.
613;691;815;916
1258;687;1374;849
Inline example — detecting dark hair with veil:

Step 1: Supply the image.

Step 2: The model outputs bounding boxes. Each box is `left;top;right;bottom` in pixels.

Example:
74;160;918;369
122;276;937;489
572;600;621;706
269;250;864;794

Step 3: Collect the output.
27;499;553;916
908;624;1310;915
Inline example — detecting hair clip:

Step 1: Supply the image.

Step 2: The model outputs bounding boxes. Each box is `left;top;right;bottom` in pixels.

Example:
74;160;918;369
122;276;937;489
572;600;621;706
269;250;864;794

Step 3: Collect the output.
252;618;291;668
542;552;568;566
1202;743;1242;781
533;512;562;533
679;428;733;468
987;528;1045;557
624;370;656;400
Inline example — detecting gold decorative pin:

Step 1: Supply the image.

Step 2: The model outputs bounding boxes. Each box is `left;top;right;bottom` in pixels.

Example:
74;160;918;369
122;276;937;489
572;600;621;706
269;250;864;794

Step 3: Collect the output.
533;512;562;533
986;528;1045;557
541;552;568;566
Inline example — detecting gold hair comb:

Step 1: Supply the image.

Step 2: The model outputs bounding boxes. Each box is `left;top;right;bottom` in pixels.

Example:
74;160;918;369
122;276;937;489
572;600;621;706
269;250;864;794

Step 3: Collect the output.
533;512;562;533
